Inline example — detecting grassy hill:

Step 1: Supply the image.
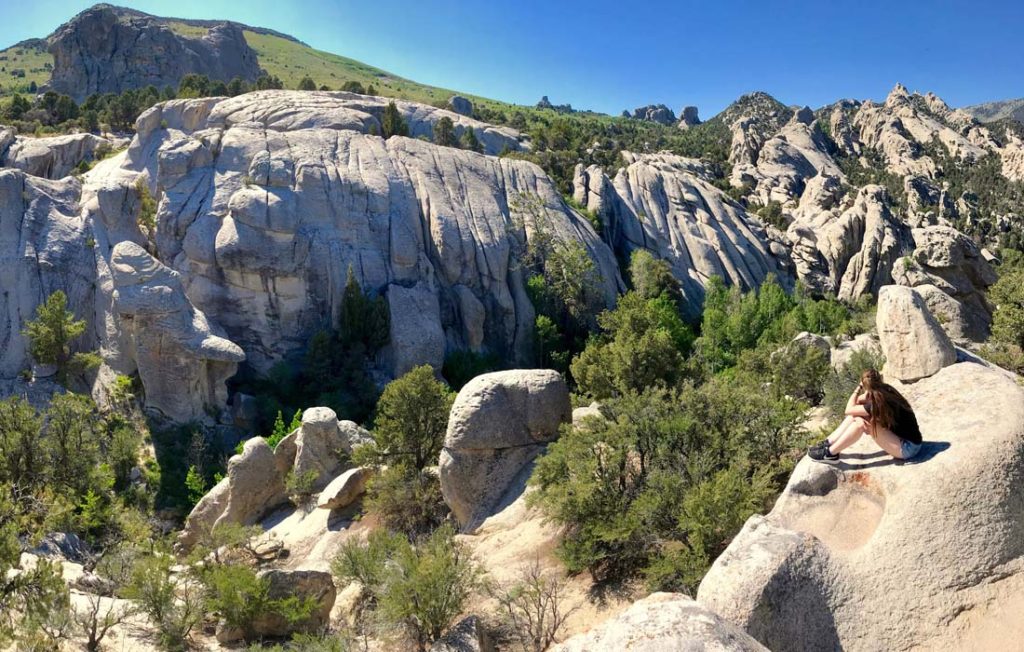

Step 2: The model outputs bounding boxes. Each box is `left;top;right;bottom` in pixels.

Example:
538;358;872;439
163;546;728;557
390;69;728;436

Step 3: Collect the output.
0;40;51;95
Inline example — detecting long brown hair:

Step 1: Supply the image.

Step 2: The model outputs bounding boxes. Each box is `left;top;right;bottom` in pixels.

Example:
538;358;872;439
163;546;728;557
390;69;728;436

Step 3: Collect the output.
860;369;911;432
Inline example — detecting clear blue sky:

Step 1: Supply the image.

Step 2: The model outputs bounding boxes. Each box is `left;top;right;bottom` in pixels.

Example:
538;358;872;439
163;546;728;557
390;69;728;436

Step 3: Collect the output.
1;0;1022;117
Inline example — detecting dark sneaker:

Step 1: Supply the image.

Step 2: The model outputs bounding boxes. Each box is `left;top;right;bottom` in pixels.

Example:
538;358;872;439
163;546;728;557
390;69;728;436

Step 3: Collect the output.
808;439;831;453
808;445;840;464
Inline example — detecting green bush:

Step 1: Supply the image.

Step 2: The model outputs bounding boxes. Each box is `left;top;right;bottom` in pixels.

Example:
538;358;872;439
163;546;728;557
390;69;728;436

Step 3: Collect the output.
332;524;481;651
21;290;97;386
363;467;449;540
628;250;683;305
356;365;455;472
571;292;691;399
433;116;456;147
382;101;409;139
530;378;805;591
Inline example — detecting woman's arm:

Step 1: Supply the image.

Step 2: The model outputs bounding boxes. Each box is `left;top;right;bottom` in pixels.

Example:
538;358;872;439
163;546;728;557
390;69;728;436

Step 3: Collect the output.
845;384;870;418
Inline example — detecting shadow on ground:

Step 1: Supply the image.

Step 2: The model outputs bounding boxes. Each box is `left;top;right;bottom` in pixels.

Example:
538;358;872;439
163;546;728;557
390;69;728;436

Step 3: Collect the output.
836;441;951;471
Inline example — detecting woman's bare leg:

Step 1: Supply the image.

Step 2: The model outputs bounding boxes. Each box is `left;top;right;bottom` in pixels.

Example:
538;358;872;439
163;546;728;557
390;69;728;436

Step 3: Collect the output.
825;416;856;445
827;417;867;454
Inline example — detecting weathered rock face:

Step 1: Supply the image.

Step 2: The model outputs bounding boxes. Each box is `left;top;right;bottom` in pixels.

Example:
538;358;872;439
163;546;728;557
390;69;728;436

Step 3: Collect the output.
430;615;494;652
47;5;263;101
698;359;1024;651
218;568;336;641
111;241;245;421
876;285;956;382
439;369;571;531
317;466;372;510
126;91;611;378
787;184;913;300
0;170;96;380
0;132;122;179
573;151;790;320
553;593;768;651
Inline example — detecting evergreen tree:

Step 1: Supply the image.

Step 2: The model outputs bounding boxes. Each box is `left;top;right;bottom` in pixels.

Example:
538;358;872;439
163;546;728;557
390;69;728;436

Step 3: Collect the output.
381;101;408;139
22;291;90;385
459;126;483;153
297;76;317;91
433;116;456;147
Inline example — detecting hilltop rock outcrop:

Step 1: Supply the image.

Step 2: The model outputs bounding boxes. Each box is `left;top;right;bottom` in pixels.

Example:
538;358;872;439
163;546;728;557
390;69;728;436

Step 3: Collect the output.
439;369;571;531
553;593;767;651
697;324;1024;650
626;104;676;125
47;5;263;101
678;105;701;129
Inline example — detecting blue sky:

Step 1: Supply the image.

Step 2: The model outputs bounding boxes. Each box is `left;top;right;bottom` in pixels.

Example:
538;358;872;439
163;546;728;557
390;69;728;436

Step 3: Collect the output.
2;0;1022;116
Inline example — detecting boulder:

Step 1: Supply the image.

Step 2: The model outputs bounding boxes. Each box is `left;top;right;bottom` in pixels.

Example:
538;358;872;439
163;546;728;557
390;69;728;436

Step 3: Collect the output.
628;104;676;125
29;532;89;563
829;333;883;372
440;370;571;530
448;95;474;116
1;132;115;179
178;437;287;551
698;360;1024;651
553;593;767;651
291;407;350;491
430;615;494;652
317;467;373;510
791;331;832;360
876;285;956;381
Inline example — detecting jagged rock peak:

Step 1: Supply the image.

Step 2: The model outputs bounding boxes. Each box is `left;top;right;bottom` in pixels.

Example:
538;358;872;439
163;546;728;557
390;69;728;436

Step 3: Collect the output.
678;105;701;129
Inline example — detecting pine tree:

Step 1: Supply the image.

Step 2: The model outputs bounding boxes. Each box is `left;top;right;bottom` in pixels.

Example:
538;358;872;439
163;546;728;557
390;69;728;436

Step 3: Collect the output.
433;116;456;147
381;101;409;139
297;76;317;91
460;127;483;153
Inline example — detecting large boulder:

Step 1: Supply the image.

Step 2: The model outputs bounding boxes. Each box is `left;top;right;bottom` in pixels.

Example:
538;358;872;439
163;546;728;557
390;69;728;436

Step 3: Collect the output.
430;615;494;652
876;285;956;381
317;467;373;510
439;369;571;530
448;95;474;117
286;407;367;492
1;132;119;179
178;437;287;551
553;593;767;651
698;360;1024;651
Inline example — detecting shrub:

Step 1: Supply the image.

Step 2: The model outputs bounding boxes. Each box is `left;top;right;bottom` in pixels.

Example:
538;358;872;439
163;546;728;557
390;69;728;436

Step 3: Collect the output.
442;349;502;390
333;524;482;651
571;292;690;399
363;467;448;540
135;178;157;232
990;266;1024;348
21;290;95;386
433;116;456;147
628;249;683;306
529;381;804;591
489;559;576;652
356;365;455;472
125;554;203;651
459;127;483;153
381;101;408;139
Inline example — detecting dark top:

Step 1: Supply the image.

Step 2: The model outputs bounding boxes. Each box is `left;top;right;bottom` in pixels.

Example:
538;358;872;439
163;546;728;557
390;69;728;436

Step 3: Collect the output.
865;397;923;444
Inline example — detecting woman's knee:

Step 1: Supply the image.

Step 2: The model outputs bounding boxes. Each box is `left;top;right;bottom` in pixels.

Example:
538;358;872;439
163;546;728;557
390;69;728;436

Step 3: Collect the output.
853;417;870;432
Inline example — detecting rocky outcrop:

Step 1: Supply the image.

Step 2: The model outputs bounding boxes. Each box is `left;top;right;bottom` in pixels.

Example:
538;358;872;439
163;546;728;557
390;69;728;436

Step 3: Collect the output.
786;184;913;299
0;170;96;380
179;407;369;550
126;91;610;379
0;132;121;179
876;285;956;382
110;241;245;422
553;593;768;651
626;104;675;125
430;615;494;652
574;151;790;320
47;5;263;101
678;106;700;129
178;437;287;551
439;369;571;531
698;357;1024;651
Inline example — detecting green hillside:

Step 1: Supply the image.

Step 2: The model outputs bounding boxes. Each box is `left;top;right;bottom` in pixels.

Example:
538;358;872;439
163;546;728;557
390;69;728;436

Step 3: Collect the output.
0;41;52;95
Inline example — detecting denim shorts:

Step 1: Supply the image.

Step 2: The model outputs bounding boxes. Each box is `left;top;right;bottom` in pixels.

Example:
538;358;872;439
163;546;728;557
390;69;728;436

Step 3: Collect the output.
900;439;922;460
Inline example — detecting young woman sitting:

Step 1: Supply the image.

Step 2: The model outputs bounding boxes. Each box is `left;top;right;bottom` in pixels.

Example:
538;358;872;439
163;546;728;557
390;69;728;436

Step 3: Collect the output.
809;369;923;464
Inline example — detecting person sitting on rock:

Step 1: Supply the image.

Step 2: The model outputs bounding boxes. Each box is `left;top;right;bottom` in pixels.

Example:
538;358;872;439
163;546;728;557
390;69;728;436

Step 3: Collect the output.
808;369;923;464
